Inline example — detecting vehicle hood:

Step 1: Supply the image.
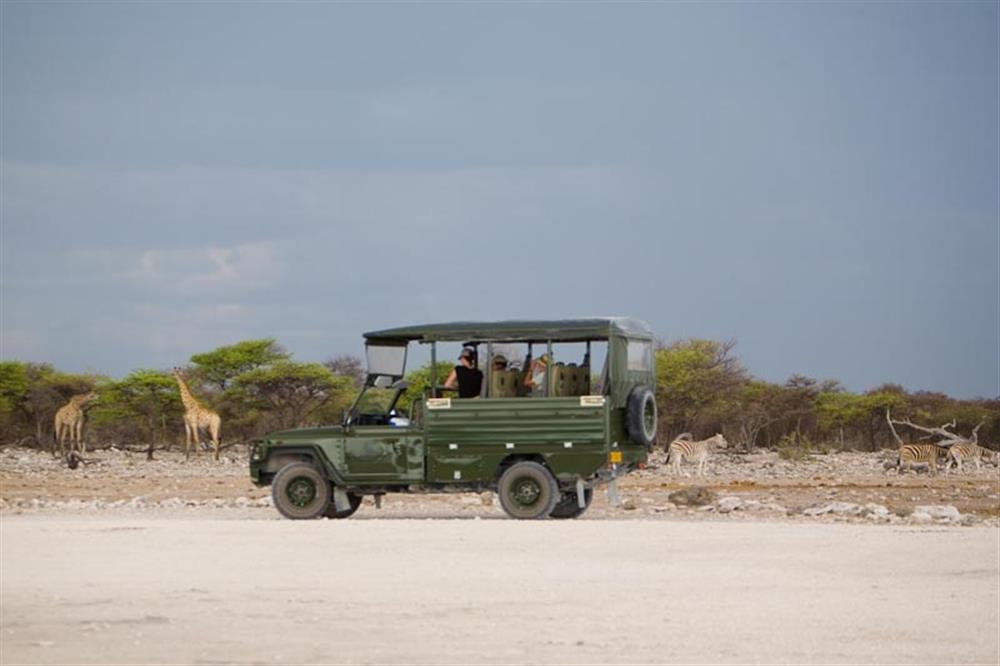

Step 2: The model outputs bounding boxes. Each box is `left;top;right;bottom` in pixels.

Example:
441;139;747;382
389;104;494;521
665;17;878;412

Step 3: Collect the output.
267;425;345;439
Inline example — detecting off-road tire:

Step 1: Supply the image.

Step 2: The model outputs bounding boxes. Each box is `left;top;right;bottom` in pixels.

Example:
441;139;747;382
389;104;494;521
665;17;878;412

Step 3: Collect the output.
550;487;593;519
498;461;560;520
626;385;657;447
272;463;331;520
322;491;363;519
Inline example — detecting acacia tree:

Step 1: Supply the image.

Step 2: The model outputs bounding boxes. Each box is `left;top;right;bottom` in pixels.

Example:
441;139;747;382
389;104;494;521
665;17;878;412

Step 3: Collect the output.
774;375;821;444
90;370;182;458
0;362;101;447
655;338;747;438
397;361;455;413
0;361;32;441
734;380;785;451
323;355;365;389
857;390;906;450
231;361;354;433
190;338;290;391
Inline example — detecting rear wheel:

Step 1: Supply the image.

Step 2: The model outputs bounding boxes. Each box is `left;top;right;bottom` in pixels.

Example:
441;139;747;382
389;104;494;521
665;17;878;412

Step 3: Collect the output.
550;487;593;519
272;463;330;520
498;461;559;520
322;491;363;519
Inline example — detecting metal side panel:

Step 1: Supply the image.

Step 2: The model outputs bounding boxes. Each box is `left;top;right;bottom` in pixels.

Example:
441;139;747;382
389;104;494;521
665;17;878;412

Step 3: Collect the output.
424;397;610;483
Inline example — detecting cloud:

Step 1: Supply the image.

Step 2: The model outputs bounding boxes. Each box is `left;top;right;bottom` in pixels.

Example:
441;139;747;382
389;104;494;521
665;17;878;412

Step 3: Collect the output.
105;241;284;290
182;242;281;288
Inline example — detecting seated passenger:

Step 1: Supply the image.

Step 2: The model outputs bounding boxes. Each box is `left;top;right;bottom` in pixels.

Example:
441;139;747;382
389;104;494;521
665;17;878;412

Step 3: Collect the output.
492;354;509;372
522;353;549;397
444;347;483;399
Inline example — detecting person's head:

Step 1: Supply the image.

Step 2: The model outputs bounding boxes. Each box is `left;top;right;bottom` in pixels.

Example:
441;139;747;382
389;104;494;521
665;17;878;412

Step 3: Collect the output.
537;353;550;366
459;347;476;367
492;354;508;371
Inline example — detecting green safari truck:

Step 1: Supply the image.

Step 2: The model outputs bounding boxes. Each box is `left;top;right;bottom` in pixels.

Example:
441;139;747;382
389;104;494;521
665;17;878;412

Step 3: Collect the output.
249;318;658;520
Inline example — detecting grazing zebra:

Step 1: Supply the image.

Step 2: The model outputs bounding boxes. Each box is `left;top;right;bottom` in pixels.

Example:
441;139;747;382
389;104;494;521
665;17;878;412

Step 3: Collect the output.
897;443;949;475
946;443;999;472
667;433;729;476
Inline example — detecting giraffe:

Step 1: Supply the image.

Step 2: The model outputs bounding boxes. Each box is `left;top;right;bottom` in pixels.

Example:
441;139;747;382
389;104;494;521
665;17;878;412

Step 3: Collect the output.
54;392;97;458
171;367;222;461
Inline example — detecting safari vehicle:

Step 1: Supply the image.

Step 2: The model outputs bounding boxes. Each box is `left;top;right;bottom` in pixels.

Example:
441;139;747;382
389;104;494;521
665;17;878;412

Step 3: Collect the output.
249;318;658;520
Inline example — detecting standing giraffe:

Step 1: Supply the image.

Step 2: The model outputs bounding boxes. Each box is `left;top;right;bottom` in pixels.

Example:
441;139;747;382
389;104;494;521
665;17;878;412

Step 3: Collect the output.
171;368;222;461
54;392;97;457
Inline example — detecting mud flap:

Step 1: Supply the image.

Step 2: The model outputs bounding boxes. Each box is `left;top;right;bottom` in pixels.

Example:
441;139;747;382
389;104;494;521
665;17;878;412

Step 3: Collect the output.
606;478;621;507
576;478;586;509
333;487;350;513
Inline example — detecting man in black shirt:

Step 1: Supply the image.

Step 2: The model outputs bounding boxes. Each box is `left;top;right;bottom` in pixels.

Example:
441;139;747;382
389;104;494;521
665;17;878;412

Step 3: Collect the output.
443;347;483;398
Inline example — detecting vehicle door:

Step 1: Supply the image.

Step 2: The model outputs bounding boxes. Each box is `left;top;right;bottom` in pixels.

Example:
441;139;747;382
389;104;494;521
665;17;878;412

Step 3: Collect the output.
342;426;424;482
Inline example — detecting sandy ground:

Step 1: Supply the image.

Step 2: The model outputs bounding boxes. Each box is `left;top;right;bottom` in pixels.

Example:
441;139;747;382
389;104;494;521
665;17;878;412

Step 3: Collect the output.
1;516;998;665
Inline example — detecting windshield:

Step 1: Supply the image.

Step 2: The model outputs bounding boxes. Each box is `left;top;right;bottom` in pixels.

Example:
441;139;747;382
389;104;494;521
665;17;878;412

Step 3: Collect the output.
354;386;397;414
366;344;407;377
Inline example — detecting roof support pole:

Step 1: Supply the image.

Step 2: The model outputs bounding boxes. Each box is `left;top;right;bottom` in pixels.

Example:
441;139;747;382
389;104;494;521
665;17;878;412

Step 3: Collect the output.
485;342;493;398
430;342;437;399
545;340;553;397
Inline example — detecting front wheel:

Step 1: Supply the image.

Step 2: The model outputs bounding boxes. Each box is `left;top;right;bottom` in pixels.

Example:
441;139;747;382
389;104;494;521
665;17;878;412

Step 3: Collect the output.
550;487;594;519
272;463;330;520
322;491;363;519
498;461;559;520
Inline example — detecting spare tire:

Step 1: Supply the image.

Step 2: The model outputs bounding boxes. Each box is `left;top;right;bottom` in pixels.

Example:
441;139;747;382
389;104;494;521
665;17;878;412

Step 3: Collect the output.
625;385;657;448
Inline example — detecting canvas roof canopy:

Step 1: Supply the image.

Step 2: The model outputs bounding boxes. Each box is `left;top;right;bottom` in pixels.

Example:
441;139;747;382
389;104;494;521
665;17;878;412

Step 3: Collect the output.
364;318;653;344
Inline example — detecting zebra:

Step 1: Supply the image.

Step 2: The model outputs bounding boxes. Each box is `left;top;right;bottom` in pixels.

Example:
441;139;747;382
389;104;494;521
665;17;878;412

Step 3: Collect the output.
667;433;729;476
946;443;999;472
897;443;950;475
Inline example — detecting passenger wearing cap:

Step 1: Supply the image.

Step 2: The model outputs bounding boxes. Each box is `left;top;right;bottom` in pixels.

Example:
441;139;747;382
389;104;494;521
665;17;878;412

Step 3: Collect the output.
523;353;550;397
491;354;509;372
443;348;484;399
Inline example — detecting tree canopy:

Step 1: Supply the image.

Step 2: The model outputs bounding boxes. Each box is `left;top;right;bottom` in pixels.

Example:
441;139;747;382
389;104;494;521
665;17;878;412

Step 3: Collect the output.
190;338;289;390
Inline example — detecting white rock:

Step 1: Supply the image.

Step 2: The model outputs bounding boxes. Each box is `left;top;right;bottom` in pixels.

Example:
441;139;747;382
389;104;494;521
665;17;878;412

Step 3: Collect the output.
823;502;861;515
717;497;743;513
863;503;890;517
910;512;933;524
913;505;961;521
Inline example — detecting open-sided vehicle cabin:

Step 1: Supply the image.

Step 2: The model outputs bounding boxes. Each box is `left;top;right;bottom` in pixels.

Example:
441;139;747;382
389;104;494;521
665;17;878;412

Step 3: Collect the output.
249;318;658;520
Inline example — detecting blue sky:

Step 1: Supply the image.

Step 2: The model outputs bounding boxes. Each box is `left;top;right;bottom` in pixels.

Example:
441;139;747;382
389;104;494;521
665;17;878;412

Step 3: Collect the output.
1;2;997;397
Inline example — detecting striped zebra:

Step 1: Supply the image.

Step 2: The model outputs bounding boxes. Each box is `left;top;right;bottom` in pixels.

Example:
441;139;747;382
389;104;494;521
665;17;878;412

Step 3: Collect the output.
897;443;950;475
946;443;999;472
667;433;729;476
